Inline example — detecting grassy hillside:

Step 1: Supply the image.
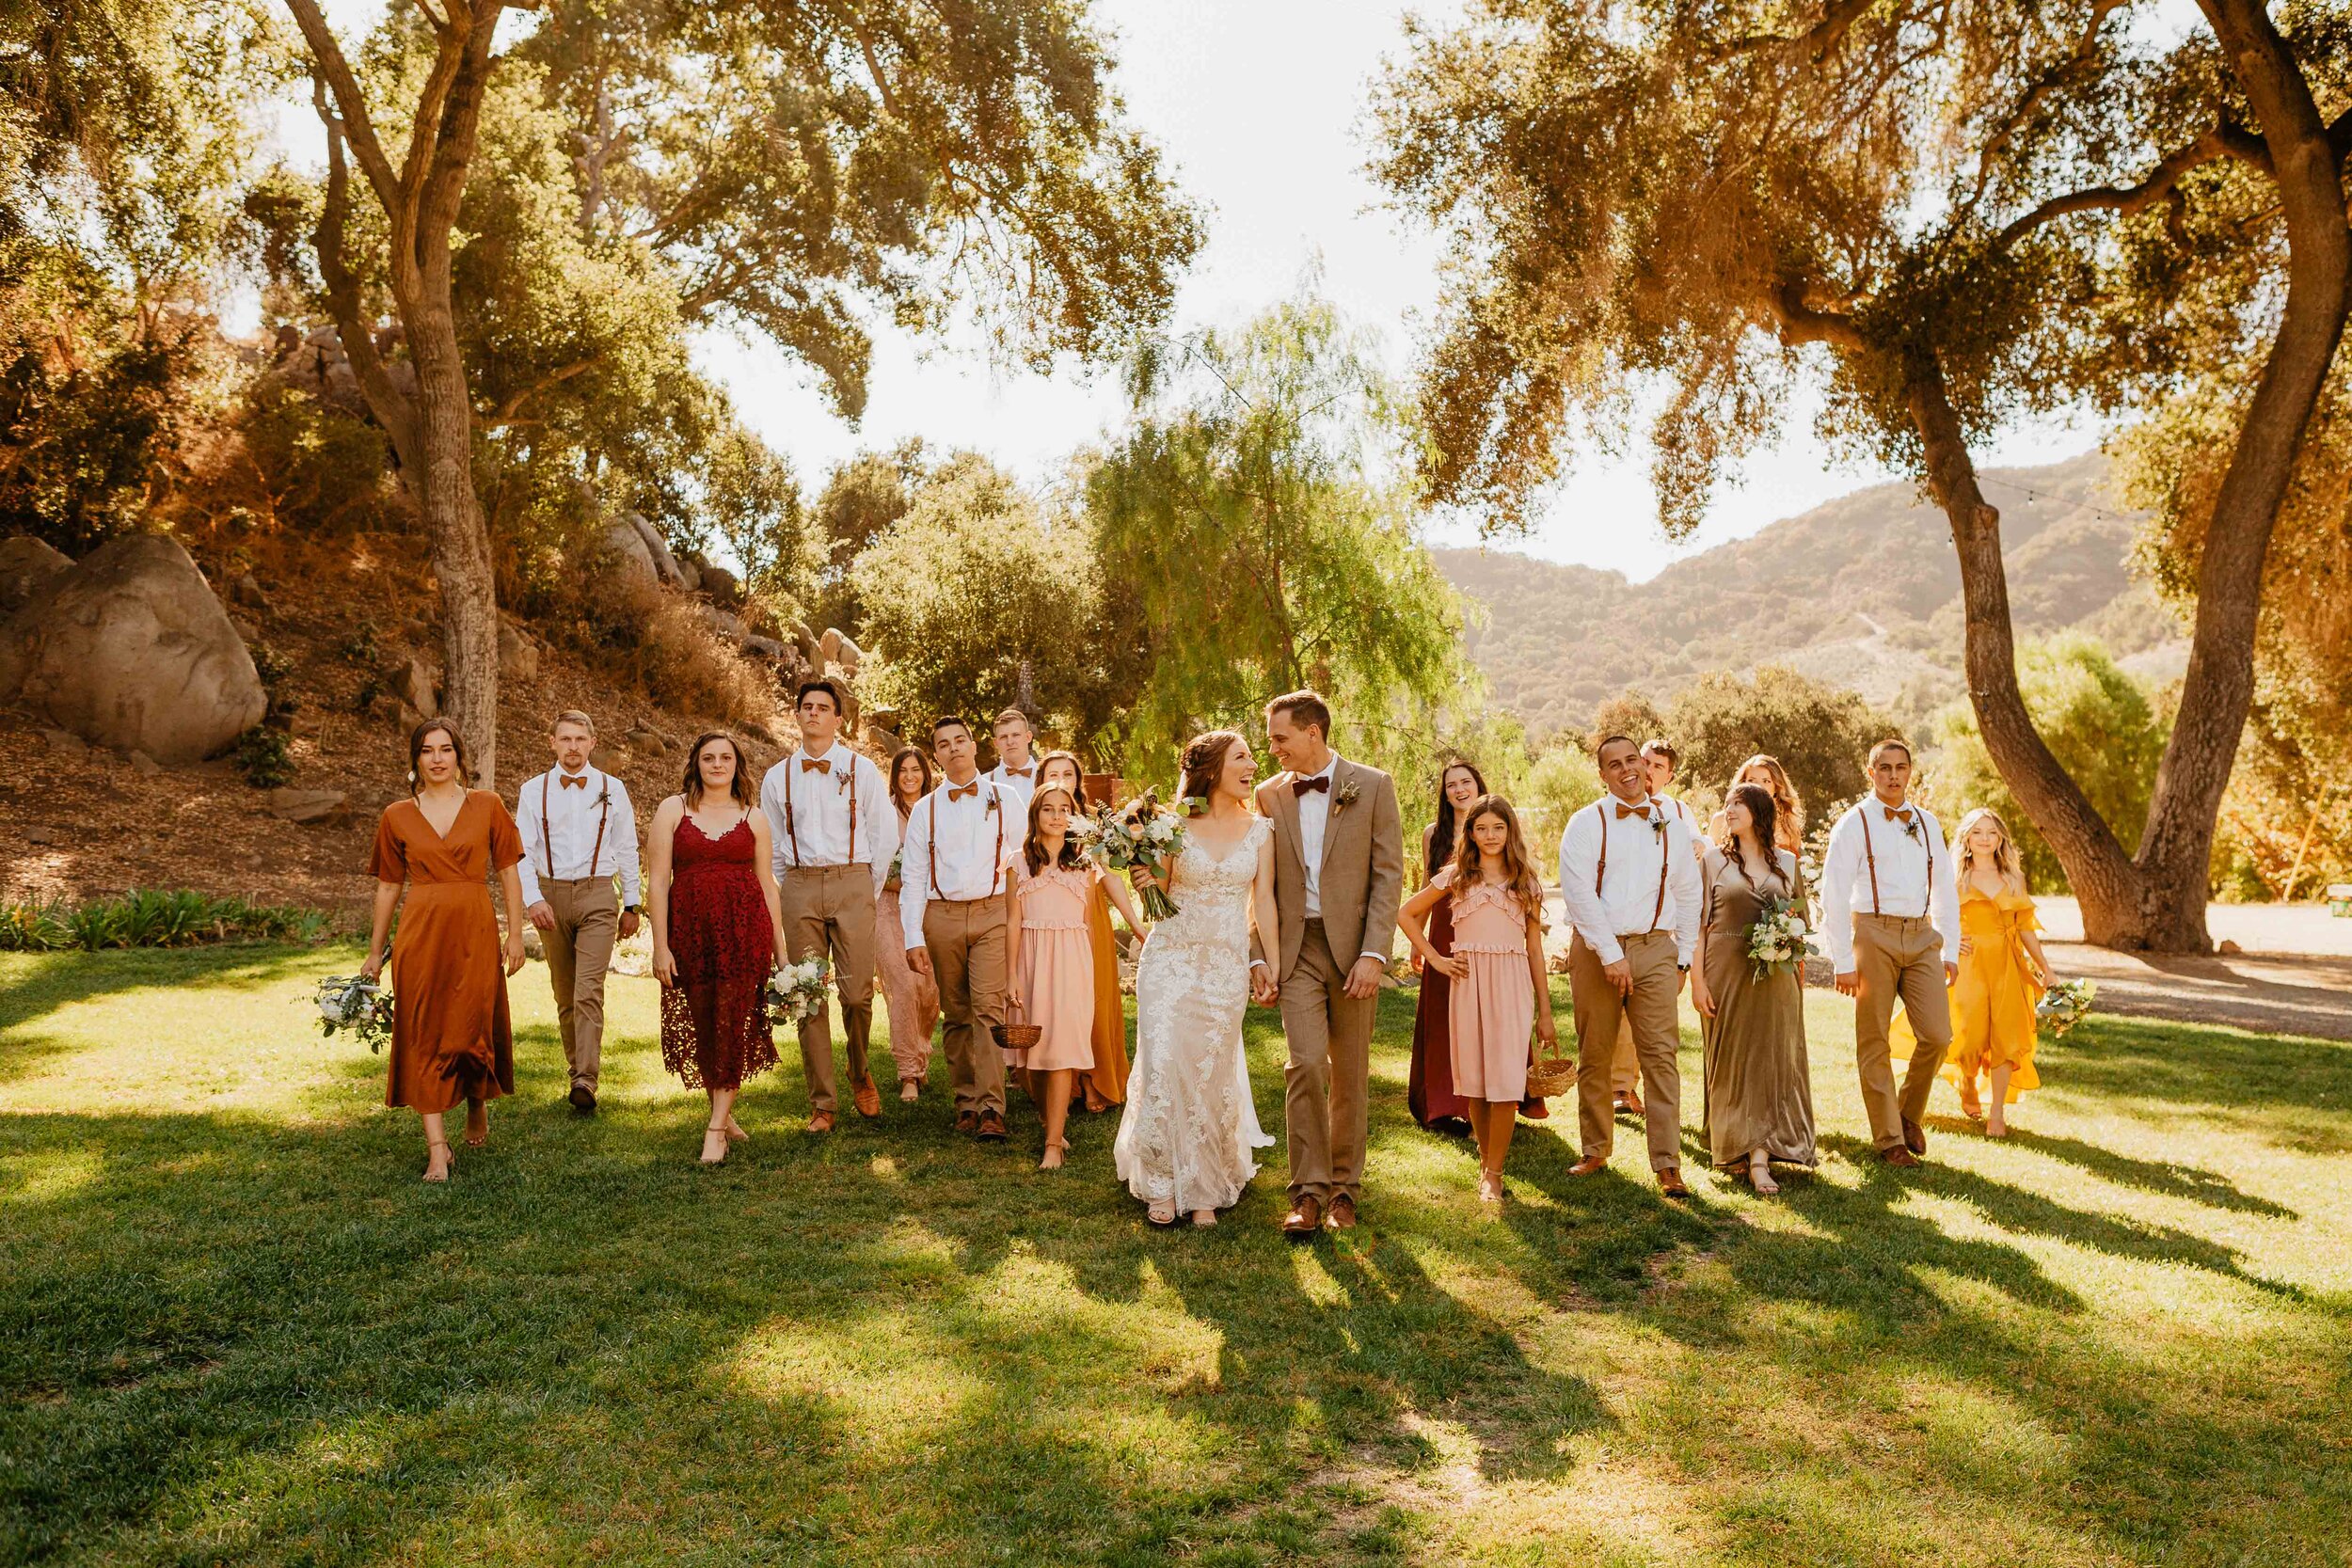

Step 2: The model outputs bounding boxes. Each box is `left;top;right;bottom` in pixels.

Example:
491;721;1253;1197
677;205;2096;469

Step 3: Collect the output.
1441;452;2180;736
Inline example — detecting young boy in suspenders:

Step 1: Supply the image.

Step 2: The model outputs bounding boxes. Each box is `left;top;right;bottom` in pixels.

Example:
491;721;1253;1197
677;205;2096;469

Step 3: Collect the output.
1821;738;1962;1165
516;711;642;1113
759;678;897;1133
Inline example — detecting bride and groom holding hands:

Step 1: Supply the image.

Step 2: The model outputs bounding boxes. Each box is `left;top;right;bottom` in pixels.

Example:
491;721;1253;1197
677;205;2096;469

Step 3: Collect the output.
1112;689;1405;1233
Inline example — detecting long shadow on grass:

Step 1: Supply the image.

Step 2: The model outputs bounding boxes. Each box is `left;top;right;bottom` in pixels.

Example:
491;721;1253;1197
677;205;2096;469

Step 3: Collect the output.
2002;1128;2298;1219
2049;1015;2352;1132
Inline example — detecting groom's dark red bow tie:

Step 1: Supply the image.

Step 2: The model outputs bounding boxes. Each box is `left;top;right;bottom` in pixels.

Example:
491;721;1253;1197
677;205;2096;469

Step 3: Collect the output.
1293;775;1330;798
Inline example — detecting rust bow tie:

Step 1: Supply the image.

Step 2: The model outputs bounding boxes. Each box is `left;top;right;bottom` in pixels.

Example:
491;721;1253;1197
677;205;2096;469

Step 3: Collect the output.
1883;806;1914;824
947;783;979;801
1292;775;1330;797
1614;801;1648;819
1004;766;1032;780
801;757;831;774
560;774;588;789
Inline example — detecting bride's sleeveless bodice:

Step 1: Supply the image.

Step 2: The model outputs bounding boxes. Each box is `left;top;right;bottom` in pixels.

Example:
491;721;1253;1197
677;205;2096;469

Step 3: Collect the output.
1114;814;1274;1211
1148;817;1270;956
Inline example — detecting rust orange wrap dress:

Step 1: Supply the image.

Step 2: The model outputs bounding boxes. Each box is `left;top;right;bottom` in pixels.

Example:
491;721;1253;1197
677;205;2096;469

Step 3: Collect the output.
370;791;524;1115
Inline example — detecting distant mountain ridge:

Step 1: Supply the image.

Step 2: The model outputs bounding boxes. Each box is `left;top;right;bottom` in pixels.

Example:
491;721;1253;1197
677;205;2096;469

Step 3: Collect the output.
1437;451;2183;736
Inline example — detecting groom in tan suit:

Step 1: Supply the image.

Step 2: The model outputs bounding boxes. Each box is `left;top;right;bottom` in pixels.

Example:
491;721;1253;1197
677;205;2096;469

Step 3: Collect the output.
1251;690;1405;1236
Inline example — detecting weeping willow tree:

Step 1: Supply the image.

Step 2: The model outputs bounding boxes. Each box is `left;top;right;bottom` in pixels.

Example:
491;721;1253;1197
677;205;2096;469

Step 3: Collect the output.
1081;286;1469;783
1373;0;2352;951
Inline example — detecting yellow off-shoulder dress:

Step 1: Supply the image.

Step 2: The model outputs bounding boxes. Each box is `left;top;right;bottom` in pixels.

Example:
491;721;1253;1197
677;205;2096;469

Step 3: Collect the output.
1892;886;2043;1102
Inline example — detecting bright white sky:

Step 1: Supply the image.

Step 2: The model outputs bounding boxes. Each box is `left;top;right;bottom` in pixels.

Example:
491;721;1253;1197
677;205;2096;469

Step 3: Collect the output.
297;0;2113;581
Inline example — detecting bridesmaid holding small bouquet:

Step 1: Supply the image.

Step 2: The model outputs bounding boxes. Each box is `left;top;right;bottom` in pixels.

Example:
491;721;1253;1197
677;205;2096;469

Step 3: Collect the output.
360;720;529;1182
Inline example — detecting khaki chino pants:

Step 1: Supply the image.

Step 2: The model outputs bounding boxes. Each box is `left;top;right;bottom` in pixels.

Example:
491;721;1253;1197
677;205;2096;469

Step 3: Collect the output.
1280;918;1377;1207
1851;912;1953;1150
923;895;1008;1119
1570;930;1683;1171
540;877;618;1095
781;866;879;1116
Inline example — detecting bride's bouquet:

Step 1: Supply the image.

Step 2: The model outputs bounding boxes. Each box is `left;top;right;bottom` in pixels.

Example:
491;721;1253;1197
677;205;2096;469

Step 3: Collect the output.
314;974;394;1053
1745;895;1817;982
768;955;831;1025
1086;789;1185;920
2036;976;2097;1038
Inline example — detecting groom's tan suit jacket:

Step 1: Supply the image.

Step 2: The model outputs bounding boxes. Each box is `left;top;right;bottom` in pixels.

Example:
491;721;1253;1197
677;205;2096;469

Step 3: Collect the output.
1251;756;1405;978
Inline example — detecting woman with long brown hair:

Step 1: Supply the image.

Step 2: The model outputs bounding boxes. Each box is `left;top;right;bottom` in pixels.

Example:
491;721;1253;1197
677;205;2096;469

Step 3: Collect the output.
1707;754;1804;857
1399;794;1555;1207
1407;759;1485;1132
875;744;941;1101
1036;749;1133;1113
1691;781;1816;1193
648;731;787;1164
360;720;529;1181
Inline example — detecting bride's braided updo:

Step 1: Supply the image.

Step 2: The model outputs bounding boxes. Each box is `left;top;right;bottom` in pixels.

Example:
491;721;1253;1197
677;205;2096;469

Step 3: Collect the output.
1178;729;1248;812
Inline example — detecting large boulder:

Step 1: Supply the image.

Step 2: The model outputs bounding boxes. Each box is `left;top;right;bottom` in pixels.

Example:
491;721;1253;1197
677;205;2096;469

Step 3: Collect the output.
0;537;72;618
0;534;265;762
598;519;660;587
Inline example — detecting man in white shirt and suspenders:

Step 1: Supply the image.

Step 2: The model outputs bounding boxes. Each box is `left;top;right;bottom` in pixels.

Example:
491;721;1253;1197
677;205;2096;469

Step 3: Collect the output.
516;710;642;1115
1821;737;1961;1166
899;715;1020;1142
1611;737;1696;1118
760;678;898;1133
1558;734;1704;1196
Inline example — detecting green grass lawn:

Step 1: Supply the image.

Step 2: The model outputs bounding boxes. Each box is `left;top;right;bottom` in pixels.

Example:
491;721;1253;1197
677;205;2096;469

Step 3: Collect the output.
3;946;2347;1566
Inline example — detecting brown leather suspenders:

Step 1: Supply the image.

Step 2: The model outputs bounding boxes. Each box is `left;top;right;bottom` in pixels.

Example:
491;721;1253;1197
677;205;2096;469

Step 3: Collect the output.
783;753;860;869
539;773;610;888
1859;806;1932;918
925;784;1003;901
1591;800;1671;932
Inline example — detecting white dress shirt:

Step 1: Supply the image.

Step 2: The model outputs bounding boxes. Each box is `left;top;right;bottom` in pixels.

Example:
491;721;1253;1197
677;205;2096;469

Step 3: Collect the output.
515;765;642;907
1556;792;1704;967
1820;797;1961;970
896;777;1020;944
987;760;1039;808
760;740;897;895
1295;754;1342;920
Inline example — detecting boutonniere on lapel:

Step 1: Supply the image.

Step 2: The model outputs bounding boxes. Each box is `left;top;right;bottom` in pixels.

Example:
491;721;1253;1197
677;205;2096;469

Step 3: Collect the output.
1332;779;1361;813
1648;811;1666;841
983;792;1000;816
1899;814;1922;844
594;784;612;810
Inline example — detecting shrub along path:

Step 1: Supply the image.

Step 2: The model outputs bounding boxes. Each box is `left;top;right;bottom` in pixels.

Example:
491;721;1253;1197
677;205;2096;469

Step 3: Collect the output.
2;948;2346;1565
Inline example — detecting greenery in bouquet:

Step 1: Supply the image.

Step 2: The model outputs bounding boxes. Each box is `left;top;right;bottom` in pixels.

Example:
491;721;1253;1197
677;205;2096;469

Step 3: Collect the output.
1745;895;1818;981
2036;976;2097;1038
314;974;394;1053
1086;789;1186;920
768;955;831;1025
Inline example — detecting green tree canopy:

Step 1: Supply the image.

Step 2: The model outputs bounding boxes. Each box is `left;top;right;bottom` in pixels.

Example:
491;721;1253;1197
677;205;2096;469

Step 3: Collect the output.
1663;666;1901;839
850;453;1105;735
1080;286;1469;781
1932;636;2170;892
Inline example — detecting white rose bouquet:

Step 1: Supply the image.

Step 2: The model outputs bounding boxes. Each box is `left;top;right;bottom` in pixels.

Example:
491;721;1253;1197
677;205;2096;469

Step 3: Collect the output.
2036;977;2097;1038
314;974;394;1053
767;955;831;1025
1088;788;1185;920
1745;895;1818;982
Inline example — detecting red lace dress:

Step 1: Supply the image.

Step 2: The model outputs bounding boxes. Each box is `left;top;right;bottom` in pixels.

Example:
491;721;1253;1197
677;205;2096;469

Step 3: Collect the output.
660;814;779;1091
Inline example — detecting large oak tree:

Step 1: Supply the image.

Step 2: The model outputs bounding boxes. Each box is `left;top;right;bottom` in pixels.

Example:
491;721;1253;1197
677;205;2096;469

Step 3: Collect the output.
284;0;1200;784
1374;0;2352;950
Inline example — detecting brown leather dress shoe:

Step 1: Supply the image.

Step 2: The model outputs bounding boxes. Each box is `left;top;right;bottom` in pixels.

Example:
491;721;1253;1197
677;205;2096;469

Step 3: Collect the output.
1568;1155;1610;1177
976;1109;1009;1141
805;1111;834;1134
1325;1194;1358;1230
1902;1117;1928;1155
1519;1098;1549;1121
852;1076;882;1118
1882;1146;1922;1167
1280;1196;1324;1236
1656;1167;1689;1197
954;1110;978;1135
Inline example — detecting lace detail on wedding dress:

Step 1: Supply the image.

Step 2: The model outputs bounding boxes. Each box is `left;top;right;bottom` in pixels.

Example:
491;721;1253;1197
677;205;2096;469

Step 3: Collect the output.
1113;815;1276;1211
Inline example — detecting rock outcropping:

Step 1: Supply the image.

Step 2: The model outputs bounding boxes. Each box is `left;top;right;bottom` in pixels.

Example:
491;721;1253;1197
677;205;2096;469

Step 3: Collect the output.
0;534;266;762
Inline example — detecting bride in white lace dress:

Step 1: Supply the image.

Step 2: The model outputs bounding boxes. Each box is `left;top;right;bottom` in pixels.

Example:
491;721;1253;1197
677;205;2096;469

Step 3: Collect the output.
1114;730;1279;1227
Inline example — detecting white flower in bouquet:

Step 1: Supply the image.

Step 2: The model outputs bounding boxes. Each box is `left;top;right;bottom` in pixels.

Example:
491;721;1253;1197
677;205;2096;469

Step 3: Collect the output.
313;974;394;1053
767;956;832;1025
2035;977;2097;1038
1744;896;1819;981
1086;788;1185;920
